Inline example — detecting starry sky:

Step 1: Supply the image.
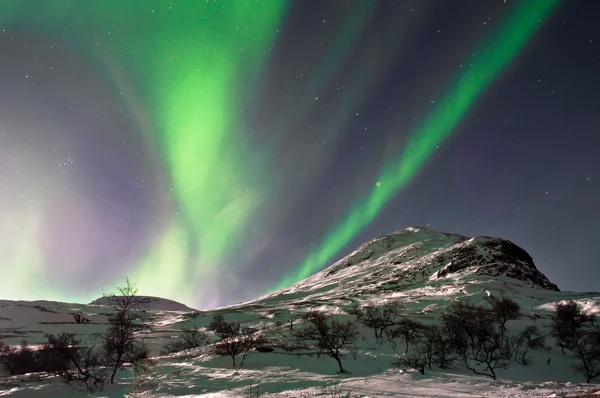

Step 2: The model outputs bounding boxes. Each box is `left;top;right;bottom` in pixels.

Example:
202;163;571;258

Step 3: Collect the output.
1;0;598;308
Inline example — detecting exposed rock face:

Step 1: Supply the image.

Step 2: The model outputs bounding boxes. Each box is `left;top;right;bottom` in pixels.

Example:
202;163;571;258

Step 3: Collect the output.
325;227;467;277
435;236;559;291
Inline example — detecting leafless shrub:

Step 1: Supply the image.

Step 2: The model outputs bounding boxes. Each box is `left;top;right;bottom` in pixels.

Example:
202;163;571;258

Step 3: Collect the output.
515;326;546;366
551;301;595;355
572;330;600;383
347;304;362;318
394;352;427;374
161;325;208;354
485;294;520;331
352;301;403;343
0;335;106;392
384;317;422;354
443;300;506;380
0;340;37;375
42;332;106;392
70;313;90;324
418;324;456;369
208;315;268;367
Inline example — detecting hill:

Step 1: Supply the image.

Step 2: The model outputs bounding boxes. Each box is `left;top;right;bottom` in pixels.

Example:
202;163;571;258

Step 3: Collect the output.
0;227;599;397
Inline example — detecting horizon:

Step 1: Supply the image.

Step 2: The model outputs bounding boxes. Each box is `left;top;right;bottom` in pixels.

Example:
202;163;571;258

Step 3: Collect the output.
1;0;598;308
3;225;598;311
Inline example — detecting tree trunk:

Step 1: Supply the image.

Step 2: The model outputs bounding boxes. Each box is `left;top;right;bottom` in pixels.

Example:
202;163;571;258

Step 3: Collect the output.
333;354;346;373
487;361;497;380
404;340;409;355
110;352;122;384
240;352;248;368
231;354;236;368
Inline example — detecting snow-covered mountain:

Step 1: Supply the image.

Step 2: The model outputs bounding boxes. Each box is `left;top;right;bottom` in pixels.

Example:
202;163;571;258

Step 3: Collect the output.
233;226;566;325
1;227;599;397
257;226;559;305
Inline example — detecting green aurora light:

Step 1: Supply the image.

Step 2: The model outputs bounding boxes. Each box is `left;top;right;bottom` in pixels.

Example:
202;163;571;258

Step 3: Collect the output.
0;0;562;306
1;1;289;305
273;0;561;291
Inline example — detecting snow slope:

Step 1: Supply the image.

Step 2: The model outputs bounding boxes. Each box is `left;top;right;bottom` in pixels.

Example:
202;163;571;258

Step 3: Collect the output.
1;227;599;397
89;296;197;312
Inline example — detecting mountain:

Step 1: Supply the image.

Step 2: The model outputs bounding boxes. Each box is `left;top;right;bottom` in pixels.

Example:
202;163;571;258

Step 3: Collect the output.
252;226;559;309
1;227;599;397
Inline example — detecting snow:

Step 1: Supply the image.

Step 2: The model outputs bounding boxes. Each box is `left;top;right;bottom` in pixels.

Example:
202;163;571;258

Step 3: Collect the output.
1;227;599;396
88;296;196;312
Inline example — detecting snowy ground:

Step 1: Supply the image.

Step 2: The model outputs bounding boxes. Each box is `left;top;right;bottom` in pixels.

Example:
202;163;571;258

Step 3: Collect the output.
1;228;599;397
1;289;599;397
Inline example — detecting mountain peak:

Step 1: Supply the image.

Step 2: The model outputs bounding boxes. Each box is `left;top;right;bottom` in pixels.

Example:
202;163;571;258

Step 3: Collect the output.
264;227;558;304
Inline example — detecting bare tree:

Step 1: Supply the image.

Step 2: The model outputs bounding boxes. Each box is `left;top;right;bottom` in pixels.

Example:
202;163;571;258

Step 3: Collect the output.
213;328;267;368
353;301;403;343
103;277;150;384
295;311;359;373
485;294;520;331
420;324;456;369
347;304;363;318
498;332;526;361
384;318;422;355
572;330;600;383
43;332;106;392
208;315;267;367
551;301;594;355
394;352;427;374
208;314;240;339
161;324;208;355
443;300;506;380
515;326;546;366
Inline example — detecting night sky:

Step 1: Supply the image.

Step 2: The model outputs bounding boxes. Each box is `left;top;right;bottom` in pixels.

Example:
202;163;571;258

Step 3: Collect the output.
1;0;598;308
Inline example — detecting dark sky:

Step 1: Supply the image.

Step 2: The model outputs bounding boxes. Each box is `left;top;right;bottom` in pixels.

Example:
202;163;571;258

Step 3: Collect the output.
0;0;598;307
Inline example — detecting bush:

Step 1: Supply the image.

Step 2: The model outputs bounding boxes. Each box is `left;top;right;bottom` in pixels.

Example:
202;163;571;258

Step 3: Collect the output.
514;326;546;366
394;352;427;374
572;330;600;383
208;315;267;367
209;314;240;339
43;332;106;392
551;301;594;355
424;325;456;369
351;301;403;343
0;340;37;375
384;318;422;355
161;325;208;355
443;300;506;380
0;335;105;392
485;294;520;331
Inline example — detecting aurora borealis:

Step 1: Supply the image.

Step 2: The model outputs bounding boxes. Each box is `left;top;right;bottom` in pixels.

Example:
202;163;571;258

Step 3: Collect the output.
1;1;599;307
1;0;290;306
273;0;561;290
